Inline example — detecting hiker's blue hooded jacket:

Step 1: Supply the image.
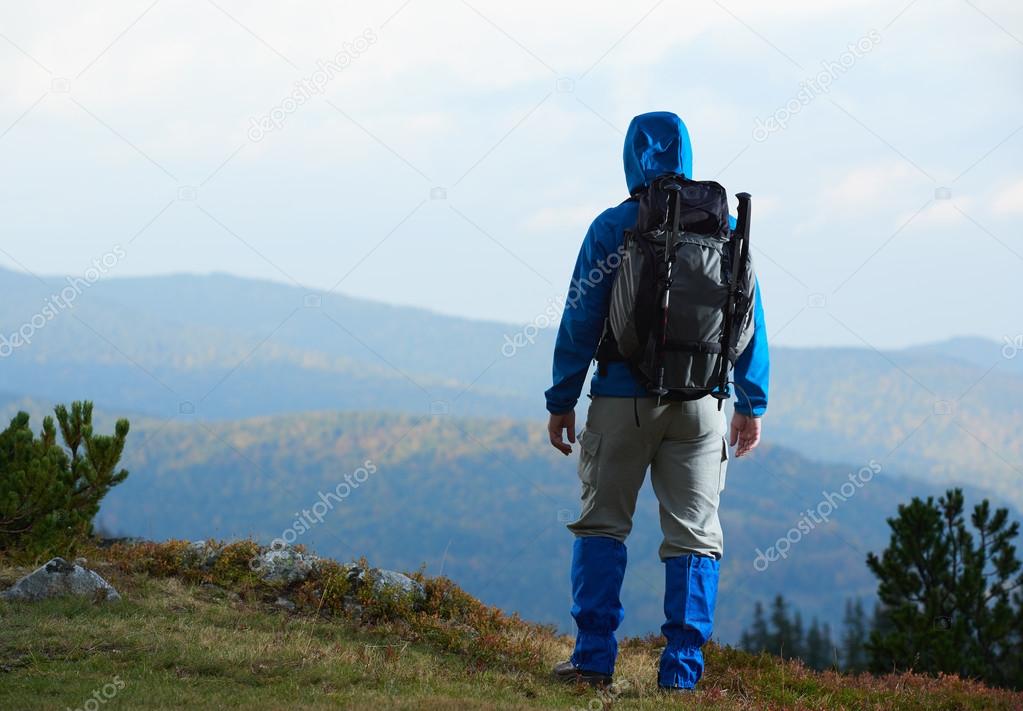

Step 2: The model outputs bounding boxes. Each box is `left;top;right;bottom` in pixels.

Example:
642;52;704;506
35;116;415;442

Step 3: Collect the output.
545;112;769;416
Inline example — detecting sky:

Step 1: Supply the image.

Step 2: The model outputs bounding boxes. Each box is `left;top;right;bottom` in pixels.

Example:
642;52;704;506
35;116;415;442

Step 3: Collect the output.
1;0;1021;349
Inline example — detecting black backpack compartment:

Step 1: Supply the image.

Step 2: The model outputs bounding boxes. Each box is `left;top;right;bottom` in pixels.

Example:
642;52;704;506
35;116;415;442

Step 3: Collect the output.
660;234;730;394
598;174;754;402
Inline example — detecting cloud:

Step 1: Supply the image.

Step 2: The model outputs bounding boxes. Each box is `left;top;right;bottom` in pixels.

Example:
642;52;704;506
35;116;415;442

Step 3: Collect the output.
1;0;1022;340
909;196;975;227
993;179;1023;215
819;162;924;214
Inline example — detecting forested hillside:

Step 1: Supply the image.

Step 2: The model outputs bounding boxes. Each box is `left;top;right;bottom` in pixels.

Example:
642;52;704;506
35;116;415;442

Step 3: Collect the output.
4;394;1008;644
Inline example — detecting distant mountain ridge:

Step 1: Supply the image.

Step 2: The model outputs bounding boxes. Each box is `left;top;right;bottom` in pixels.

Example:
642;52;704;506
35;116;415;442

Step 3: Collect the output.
1;266;1020;511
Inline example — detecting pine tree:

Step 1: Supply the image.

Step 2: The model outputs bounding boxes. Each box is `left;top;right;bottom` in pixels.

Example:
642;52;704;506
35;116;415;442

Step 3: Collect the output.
739;598;839;670
870;600;890;637
842;598;869;672
741;600;770;653
766;595;804;660
866;488;1023;688
0;402;129;558
805;618;826;670
792;611;805;660
821;622;837;669
767;595;787;657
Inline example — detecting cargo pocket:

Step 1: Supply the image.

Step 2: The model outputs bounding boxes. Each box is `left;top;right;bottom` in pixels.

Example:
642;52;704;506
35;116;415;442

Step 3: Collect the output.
718;436;729;493
578;429;602;486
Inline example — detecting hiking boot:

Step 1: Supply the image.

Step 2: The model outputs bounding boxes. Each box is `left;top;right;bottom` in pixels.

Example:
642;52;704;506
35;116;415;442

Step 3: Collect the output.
551;660;612;687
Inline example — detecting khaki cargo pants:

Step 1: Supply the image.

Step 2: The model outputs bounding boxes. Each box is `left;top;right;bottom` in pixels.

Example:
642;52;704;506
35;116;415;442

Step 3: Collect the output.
568;395;729;559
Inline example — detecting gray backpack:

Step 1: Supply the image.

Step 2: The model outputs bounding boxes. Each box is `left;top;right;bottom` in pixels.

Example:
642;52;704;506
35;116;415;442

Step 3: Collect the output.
596;174;755;406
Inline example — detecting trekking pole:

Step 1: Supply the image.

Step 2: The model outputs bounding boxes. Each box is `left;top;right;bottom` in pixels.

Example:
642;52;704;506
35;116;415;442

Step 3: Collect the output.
655;181;684;405
715;192;752;410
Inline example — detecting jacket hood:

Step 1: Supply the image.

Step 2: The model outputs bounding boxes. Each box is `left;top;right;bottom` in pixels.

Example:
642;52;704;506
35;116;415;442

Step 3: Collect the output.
623;112;693;195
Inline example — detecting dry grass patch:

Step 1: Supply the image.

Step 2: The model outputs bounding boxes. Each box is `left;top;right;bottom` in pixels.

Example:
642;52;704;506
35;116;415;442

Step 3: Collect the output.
1;541;1021;710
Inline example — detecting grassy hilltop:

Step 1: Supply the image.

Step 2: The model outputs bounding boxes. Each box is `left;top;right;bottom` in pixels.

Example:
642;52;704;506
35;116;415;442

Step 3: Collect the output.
1;541;1019;711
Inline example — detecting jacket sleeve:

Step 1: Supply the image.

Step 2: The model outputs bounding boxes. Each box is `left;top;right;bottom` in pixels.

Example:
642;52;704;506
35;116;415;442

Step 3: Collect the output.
732;278;769;416
544;214;616;414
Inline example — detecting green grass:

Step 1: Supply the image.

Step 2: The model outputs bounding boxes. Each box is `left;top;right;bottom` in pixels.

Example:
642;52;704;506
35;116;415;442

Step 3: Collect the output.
1;542;1020;710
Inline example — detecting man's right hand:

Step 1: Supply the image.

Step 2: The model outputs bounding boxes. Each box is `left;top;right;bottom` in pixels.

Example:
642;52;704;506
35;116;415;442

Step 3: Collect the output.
548;411;576;456
729;412;763;458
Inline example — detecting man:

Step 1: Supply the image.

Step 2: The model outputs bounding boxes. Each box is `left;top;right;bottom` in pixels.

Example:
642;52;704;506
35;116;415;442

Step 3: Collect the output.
545;111;769;691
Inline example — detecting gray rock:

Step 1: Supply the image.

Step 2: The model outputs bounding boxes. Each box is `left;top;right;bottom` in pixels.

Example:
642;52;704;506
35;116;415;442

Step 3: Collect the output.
252;545;320;585
2;557;120;602
345;565;425;606
375;569;426;600
275;596;297;612
184;540;221;570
